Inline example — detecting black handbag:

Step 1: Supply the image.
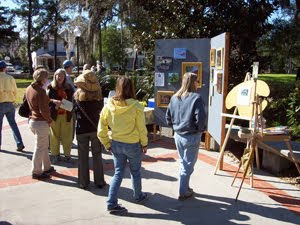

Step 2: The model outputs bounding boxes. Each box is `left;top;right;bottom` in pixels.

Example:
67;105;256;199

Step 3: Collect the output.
18;95;30;118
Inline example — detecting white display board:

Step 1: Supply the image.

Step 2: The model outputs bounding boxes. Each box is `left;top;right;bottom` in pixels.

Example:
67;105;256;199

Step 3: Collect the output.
207;33;229;146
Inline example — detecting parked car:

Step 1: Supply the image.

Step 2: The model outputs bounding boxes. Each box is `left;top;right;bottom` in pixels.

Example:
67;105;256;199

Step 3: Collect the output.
15;65;23;71
6;63;15;73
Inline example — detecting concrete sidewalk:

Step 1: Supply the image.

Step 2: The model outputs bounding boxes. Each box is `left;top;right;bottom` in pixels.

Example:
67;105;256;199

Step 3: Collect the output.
0;113;300;225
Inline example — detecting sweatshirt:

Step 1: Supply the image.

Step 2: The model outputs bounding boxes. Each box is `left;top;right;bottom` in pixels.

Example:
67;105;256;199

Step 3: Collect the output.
97;98;148;150
166;92;206;135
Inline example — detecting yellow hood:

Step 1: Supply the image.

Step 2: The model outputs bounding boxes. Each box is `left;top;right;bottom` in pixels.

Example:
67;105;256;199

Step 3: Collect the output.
107;98;144;115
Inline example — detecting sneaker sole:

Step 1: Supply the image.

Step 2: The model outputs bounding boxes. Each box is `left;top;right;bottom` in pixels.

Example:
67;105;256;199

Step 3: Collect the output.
108;209;128;214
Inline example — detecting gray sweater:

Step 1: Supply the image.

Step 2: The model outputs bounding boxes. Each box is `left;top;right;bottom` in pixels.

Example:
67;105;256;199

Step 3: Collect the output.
165;92;206;135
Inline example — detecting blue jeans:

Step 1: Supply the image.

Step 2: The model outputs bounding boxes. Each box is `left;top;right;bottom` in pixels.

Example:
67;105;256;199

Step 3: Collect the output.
0;102;24;148
174;132;201;196
107;140;143;208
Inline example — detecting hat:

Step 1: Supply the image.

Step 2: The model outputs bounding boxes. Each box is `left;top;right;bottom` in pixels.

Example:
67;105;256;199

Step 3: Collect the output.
0;61;7;69
74;70;101;92
63;60;73;68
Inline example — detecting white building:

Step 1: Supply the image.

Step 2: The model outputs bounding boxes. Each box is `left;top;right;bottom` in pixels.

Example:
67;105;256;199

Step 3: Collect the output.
32;35;74;71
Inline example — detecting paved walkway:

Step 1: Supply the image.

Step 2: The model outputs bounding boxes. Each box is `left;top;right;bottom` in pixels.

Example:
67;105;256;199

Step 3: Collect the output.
0;113;300;225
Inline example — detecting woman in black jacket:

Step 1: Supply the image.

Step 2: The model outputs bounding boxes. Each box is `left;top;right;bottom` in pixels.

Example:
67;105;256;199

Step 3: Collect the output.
73;70;106;189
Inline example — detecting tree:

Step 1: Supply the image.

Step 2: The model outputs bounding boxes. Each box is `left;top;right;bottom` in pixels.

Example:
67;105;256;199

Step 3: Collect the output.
0;2;19;48
257;5;300;73
123;0;277;86
35;0;68;70
13;0;40;75
102;25;128;69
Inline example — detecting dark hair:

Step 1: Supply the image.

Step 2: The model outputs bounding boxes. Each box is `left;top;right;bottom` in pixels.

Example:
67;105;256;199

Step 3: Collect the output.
113;76;136;101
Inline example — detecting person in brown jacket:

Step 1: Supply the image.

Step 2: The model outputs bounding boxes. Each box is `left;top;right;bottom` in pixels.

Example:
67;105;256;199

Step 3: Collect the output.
26;69;58;179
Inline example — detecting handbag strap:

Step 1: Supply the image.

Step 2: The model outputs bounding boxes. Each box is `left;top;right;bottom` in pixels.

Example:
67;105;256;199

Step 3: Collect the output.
75;100;97;129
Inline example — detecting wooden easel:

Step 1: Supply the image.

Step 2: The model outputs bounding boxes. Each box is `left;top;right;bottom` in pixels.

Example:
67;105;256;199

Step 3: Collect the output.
213;72;266;200
213;72;253;174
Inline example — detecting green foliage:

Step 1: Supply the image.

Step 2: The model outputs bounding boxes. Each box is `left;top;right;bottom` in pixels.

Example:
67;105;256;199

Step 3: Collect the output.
124;0;277;86
125;71;155;101
286;82;300;139
97;71;154;102
102;25;129;70
0;5;19;47
263;78;300;140
257;8;300;73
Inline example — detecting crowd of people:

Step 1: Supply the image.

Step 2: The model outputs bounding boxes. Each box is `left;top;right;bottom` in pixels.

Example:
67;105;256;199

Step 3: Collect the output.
0;60;206;214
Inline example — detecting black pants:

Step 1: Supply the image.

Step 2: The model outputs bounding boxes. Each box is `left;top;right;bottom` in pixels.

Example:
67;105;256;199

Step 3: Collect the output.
77;132;105;187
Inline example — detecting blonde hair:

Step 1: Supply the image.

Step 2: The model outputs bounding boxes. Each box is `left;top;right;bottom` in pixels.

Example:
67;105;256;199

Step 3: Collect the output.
32;68;48;85
174;72;198;99
50;68;68;89
74;89;102;101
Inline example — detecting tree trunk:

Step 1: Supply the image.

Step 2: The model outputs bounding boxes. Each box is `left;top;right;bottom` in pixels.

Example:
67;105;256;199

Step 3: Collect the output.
28;0;33;75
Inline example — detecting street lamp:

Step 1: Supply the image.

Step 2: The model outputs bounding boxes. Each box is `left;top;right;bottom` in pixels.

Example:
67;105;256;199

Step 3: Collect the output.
74;26;81;77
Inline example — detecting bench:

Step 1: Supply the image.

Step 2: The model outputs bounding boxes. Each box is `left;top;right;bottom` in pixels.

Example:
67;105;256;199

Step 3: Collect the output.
227;125;300;174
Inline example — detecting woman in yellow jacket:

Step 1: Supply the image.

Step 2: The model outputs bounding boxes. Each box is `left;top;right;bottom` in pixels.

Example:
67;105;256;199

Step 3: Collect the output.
98;76;148;213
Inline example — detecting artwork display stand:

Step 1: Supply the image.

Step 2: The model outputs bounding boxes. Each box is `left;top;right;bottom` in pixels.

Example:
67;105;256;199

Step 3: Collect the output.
214;72;299;201
213;73;264;201
213;72;252;172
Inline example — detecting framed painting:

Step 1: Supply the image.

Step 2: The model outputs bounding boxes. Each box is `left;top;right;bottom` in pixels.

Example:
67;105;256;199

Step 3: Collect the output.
216;48;223;70
157;91;174;108
210;49;216;67
217;73;223;94
181;62;203;88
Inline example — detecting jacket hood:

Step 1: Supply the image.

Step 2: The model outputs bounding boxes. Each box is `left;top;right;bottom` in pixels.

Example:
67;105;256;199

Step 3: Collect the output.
107;98;143;115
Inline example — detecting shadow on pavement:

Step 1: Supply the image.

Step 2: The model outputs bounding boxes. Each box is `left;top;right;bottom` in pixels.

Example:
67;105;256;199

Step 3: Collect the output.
114;191;300;225
0;149;32;160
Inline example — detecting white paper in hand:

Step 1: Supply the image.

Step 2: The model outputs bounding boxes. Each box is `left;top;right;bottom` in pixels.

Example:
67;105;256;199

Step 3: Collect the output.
60;99;73;112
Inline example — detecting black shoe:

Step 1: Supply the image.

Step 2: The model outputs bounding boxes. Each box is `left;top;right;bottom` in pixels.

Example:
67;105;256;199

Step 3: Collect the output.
178;189;194;201
44;166;56;174
135;193;150;204
64;156;72;163
51;155;61;164
32;172;50;180
16;145;25;152
107;205;127;214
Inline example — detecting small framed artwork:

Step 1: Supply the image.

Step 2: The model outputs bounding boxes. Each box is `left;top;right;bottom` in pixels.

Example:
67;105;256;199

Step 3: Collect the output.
182;62;203;88
157;91;174;108
216;48;223;70
210;68;214;83
168;72;179;85
174;48;187;59
157;56;173;71
237;86;252;106
217;73;222;94
210;49;216;67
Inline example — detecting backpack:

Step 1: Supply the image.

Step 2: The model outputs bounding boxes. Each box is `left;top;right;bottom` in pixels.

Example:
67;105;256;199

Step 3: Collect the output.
18;95;30;118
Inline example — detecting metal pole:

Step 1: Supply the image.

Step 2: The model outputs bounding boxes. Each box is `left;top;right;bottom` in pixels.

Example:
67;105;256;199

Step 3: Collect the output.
99;23;102;65
77;36;79;76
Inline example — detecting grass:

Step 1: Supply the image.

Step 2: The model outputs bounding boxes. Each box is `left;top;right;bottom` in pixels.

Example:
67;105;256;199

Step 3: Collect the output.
258;73;296;84
15;78;33;104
